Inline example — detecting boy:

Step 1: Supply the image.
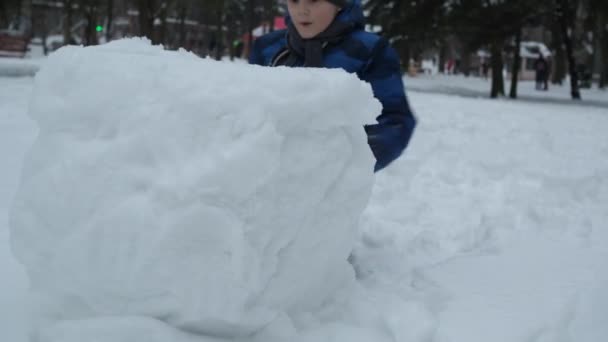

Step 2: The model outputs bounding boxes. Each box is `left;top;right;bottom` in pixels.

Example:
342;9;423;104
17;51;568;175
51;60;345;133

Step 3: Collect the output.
249;0;416;172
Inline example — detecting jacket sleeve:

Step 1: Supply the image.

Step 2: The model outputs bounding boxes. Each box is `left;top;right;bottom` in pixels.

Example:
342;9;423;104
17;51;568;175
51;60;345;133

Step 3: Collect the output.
359;38;416;172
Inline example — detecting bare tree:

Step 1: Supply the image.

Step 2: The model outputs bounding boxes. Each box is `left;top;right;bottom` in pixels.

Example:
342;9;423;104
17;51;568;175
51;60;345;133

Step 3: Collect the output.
589;0;608;89
246;0;255;55
157;1;169;46
551;18;567;85
63;0;74;45
106;0;114;42
489;39;505;98
176;0;188;48
602;29;608;89
214;0;225;60
137;0;156;41
509;28;523;99
556;0;581;99
0;1;8;28
82;0;101;46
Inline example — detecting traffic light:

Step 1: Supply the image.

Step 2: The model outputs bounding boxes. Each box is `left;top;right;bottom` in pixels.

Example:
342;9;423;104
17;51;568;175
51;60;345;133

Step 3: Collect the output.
96;25;103;32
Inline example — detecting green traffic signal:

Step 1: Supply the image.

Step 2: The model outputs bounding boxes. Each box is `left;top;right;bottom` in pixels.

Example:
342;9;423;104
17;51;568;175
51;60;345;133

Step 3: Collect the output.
96;25;103;32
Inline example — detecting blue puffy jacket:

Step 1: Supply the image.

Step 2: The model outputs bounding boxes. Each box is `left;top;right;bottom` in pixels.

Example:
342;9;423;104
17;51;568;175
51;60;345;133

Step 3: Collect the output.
249;0;416;172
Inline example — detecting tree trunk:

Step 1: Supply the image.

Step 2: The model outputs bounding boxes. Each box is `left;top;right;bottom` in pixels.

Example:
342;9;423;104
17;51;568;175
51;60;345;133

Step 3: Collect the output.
438;39;446;73
178;5;187;49
63;0;73;45
557;0;581;99
84;1;100;46
462;46;471;77
84;10;97;45
42;33;48;55
490;40;505;98
399;40;411;71
137;0;154;41
158;2;168;46
592;13;602;83
36;10;49;55
510;28;522;99
263;0;274;33
15;0;23;30
15;0;33;33
105;0;114;42
551;16;566;85
601;30;607;89
228;32;235;60
246;0;256;57
552;45;566;85
0;0;7;29
214;0;224;60
227;19;236;60
595;11;606;89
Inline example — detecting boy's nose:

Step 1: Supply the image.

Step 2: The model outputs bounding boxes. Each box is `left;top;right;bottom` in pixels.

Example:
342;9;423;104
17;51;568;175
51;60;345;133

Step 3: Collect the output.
296;5;310;16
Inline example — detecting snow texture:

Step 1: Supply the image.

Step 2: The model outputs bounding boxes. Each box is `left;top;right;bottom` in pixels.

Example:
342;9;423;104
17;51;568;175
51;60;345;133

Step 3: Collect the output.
9;38;383;341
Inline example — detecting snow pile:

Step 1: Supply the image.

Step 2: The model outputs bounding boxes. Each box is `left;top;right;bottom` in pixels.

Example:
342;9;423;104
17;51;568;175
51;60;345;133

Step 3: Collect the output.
354;93;608;342
0;58;41;77
9;38;379;341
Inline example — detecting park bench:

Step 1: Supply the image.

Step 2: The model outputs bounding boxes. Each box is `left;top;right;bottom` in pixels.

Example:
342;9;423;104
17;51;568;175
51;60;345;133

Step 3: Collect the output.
0;31;30;58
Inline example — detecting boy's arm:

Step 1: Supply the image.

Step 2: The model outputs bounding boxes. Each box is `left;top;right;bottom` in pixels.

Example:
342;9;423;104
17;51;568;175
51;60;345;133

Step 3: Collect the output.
359;38;417;172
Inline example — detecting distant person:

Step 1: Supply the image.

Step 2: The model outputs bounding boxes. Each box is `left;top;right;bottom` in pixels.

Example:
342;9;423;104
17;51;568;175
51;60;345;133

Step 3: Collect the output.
535;54;549;91
544;59;551;90
408;58;418;77
446;59;455;75
481;60;489;80
233;40;244;59
249;0;416;172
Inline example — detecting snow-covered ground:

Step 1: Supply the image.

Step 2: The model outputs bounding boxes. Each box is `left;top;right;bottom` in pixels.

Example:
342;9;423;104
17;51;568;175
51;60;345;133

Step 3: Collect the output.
405;74;608;108
1;44;608;342
0;58;42;77
0;77;36;342
356;91;608;342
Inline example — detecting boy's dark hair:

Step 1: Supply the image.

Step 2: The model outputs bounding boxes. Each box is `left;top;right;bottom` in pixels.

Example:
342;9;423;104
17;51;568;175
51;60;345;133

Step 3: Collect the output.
327;0;349;7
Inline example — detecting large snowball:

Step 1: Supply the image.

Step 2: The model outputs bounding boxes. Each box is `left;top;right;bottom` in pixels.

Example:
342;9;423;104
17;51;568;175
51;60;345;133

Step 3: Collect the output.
9;38;378;339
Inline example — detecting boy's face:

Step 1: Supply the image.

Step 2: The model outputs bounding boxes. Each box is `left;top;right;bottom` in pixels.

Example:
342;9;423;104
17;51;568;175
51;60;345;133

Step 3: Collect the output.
287;0;341;39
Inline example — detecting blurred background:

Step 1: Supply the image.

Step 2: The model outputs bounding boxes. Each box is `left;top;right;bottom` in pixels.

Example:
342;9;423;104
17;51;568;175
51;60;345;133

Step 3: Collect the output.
0;0;606;99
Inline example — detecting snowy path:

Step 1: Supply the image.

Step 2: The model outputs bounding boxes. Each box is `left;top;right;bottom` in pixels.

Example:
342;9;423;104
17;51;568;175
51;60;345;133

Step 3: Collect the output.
2;76;608;341
404;75;608;109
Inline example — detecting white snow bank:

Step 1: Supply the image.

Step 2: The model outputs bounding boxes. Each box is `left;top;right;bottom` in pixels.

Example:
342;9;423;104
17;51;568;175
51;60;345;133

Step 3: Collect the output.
0;58;41;77
354;93;608;342
9;38;379;341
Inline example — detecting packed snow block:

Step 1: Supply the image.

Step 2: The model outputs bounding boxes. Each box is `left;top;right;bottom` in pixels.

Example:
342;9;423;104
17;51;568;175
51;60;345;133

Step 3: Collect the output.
9;38;378;339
